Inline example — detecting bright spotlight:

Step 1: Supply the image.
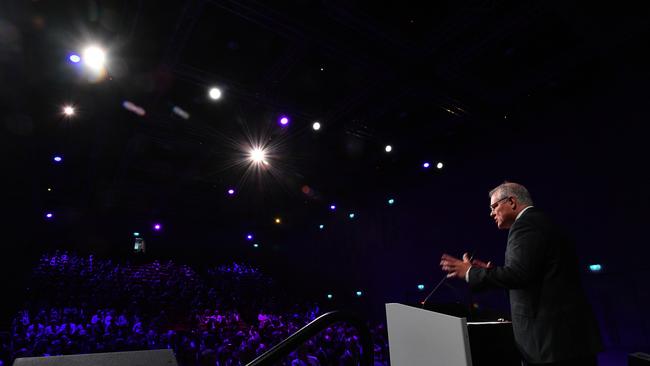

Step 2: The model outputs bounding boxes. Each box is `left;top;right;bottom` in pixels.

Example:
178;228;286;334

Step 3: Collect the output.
62;106;75;116
589;264;602;272
274;217;282;224
45;212;53;219
249;148;266;163
82;46;106;71
208;87;222;100
388;198;395;205
385;145;392;152
53;156;63;163
436;162;444;169
278;116;289;127
355;291;363;297
423;162;430;169
312;122;321;130
227;188;235;196
417;284;425;290
69;54;81;63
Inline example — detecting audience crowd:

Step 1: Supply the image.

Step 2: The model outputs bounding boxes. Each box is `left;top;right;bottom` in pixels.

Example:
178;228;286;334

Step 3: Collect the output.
2;251;389;365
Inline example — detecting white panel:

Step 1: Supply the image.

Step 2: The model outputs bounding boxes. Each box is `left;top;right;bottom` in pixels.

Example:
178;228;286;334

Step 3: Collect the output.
386;303;472;366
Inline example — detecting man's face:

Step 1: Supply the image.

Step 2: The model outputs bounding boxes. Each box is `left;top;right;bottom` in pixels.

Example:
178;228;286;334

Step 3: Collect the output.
490;193;516;229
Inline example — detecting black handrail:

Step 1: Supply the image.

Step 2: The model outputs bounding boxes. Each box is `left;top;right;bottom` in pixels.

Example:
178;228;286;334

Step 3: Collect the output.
245;310;374;366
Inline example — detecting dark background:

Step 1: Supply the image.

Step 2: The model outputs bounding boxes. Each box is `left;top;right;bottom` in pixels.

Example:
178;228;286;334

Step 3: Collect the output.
1;0;649;360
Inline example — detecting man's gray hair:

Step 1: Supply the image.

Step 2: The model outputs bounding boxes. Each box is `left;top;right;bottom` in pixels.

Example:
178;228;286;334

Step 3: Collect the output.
489;181;534;206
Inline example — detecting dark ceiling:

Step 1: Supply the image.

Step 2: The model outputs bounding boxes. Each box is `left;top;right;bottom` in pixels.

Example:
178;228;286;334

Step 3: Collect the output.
2;0;649;300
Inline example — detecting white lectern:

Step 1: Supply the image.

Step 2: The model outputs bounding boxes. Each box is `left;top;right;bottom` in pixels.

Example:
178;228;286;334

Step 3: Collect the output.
386;303;473;366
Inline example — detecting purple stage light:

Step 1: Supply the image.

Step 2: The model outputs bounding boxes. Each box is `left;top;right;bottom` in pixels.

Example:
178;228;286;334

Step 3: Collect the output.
53;156;62;163
45;213;53;219
153;223;161;231
279;115;290;126
423;162;430;168
329;204;336;211
69;54;81;63
246;234;253;240
122;101;146;117
227;188;235;195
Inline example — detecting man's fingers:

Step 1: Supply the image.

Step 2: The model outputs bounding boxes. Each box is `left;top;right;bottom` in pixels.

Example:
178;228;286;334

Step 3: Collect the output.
440;260;453;267
441;253;459;261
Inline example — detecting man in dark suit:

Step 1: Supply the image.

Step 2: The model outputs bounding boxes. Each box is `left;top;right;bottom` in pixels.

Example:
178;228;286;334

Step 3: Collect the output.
440;182;602;366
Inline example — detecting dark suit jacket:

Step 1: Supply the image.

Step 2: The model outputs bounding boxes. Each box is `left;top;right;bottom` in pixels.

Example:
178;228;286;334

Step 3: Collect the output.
468;207;602;363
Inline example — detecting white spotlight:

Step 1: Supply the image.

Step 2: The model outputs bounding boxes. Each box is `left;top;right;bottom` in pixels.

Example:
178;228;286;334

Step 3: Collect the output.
82;46;106;71
385;145;393;153
62;106;75;116
437;162;444;169
312;122;321;131
250;148;266;163
122;101;146;116
172;106;190;120
208;87;222;100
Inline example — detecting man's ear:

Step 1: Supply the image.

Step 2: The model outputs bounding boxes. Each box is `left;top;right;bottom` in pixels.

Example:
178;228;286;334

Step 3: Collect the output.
508;197;517;210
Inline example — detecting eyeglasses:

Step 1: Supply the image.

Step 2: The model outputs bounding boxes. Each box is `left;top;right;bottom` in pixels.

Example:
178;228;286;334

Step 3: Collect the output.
490;196;511;211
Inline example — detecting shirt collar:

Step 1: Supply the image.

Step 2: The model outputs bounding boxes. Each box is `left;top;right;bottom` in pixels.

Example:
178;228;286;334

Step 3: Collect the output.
516;205;534;220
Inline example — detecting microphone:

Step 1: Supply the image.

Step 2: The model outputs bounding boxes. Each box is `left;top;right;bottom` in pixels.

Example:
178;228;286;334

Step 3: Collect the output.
422;250;476;308
420;274;447;308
